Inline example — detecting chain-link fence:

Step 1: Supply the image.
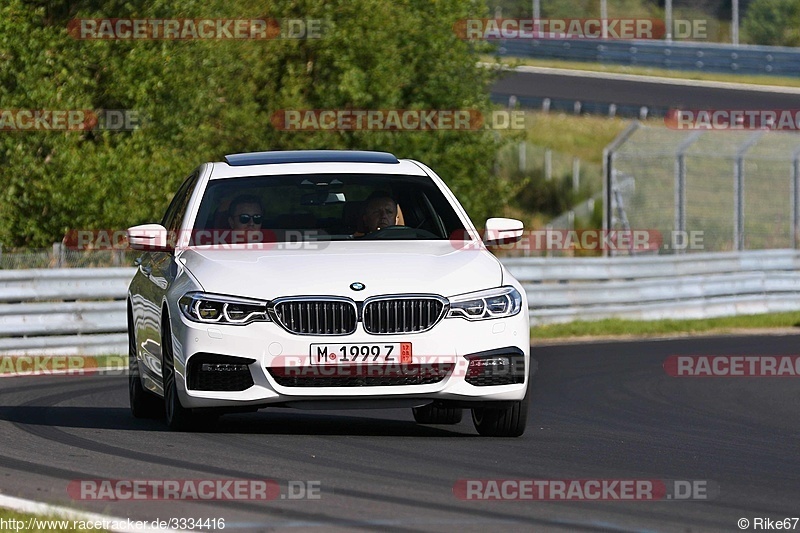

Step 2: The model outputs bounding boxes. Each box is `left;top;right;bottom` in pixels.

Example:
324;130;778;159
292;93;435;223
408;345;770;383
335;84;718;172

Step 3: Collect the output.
606;123;800;255
0;244;136;269
497;141;604;198
494;140;604;256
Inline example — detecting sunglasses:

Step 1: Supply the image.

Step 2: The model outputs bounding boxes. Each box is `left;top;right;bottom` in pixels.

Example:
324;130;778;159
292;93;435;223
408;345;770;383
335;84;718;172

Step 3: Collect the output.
237;214;263;224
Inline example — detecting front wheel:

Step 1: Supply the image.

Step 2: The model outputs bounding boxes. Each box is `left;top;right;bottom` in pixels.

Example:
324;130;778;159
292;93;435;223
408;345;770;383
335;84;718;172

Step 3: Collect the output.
128;311;162;419
471;386;529;437
162;318;197;431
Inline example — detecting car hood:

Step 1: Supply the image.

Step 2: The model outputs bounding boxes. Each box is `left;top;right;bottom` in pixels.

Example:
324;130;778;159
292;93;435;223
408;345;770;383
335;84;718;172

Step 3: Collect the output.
178;241;501;299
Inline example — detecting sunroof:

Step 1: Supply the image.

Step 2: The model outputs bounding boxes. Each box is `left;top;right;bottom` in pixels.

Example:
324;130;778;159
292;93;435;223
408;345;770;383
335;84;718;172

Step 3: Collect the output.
224;150;400;166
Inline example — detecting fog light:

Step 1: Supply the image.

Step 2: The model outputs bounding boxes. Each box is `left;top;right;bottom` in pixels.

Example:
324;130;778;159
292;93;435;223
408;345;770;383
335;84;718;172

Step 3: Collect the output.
201;363;248;372
467;356;511;376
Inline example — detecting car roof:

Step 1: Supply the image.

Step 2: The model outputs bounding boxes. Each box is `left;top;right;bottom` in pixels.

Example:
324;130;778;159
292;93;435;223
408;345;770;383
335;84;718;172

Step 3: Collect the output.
208;150;427;179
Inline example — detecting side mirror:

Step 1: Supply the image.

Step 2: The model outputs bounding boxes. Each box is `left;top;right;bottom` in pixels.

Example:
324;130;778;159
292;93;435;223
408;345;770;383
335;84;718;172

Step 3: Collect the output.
127;224;173;252
483;218;523;246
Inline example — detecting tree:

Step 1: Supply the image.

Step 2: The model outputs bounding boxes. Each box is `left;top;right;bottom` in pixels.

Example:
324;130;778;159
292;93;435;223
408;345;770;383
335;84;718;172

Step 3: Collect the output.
743;0;800;46
0;0;509;248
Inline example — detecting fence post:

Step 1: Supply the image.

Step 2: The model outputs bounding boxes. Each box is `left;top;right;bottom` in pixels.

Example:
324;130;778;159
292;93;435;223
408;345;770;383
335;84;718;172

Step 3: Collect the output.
572;157;580;192
544;149;552;181
602;121;641;257
519;141;527;172
52;242;65;268
734;132;764;251
674;131;704;254
793;147;800;249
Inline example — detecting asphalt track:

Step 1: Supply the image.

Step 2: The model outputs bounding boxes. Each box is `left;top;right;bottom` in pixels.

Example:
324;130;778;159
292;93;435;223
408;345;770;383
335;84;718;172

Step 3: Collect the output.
0;334;798;532
490;67;800;111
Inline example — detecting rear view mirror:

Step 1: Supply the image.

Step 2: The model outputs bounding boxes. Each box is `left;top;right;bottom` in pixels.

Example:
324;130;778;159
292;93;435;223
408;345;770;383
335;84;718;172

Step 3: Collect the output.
483;218;523;246
301;192;346;206
128;223;173;252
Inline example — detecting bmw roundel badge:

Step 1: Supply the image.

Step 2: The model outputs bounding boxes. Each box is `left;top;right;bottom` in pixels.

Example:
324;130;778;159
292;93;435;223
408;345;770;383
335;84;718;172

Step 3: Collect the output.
350;282;365;291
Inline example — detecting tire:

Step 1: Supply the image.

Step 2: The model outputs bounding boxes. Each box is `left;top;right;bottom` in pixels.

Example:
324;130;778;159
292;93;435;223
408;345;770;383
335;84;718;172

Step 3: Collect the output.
161;318;197;431
471;386;530;437
128;310;163;419
412;404;463;425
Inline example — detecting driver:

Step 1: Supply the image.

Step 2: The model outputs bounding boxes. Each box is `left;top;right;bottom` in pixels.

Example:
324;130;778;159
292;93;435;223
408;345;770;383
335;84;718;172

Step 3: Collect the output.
361;192;398;234
227;194;265;244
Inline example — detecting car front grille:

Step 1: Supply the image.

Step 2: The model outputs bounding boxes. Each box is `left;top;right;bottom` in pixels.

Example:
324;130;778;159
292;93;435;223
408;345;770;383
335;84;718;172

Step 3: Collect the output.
362;297;447;334
272;299;358;335
267;363;453;387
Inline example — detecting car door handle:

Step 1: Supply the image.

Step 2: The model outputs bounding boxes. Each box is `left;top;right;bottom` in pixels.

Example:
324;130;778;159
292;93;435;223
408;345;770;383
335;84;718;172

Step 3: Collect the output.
141;266;152;276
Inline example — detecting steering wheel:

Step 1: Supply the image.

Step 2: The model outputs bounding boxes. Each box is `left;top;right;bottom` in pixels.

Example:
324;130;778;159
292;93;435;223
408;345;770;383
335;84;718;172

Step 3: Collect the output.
363;225;438;239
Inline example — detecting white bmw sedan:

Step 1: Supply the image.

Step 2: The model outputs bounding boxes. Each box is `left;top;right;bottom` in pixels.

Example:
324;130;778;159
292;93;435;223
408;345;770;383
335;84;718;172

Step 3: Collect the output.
127;150;530;436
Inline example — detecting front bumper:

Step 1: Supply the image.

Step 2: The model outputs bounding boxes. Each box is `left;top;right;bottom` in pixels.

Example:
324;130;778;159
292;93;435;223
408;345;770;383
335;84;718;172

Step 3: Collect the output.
169;311;530;409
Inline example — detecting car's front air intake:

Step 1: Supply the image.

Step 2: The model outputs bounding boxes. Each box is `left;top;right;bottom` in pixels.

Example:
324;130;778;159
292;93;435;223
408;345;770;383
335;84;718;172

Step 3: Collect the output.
187;353;255;391
272;298;358;335
362;296;447;334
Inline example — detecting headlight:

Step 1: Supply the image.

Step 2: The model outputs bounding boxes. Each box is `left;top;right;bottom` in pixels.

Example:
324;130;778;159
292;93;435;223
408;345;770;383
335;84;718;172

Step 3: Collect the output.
447;286;522;321
179;292;270;325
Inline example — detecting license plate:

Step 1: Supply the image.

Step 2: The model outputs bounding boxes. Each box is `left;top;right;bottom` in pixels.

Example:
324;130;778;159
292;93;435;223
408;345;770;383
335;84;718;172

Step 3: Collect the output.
310;343;412;365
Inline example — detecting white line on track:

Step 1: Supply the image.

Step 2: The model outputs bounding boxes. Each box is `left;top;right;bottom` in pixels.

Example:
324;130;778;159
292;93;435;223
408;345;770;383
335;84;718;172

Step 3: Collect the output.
0;493;177;532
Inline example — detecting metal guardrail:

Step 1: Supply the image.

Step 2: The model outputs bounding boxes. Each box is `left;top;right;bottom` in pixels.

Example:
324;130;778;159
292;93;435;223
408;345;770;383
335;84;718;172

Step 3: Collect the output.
2;249;800;355
0;268;134;355
499;39;800;77
503;249;800;323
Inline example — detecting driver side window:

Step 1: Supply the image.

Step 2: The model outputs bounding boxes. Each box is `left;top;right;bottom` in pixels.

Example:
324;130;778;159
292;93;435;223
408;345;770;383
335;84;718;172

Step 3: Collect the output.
161;171;199;233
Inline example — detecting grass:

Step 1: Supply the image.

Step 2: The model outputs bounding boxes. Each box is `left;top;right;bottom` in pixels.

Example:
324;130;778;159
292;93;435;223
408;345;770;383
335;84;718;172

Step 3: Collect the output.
486;55;800;88
520;112;634;164
532;311;800;339
0;508;107;532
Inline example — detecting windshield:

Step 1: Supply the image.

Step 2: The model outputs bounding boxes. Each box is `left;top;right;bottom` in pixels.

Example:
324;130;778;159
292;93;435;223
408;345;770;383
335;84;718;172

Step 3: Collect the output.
191;173;468;243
